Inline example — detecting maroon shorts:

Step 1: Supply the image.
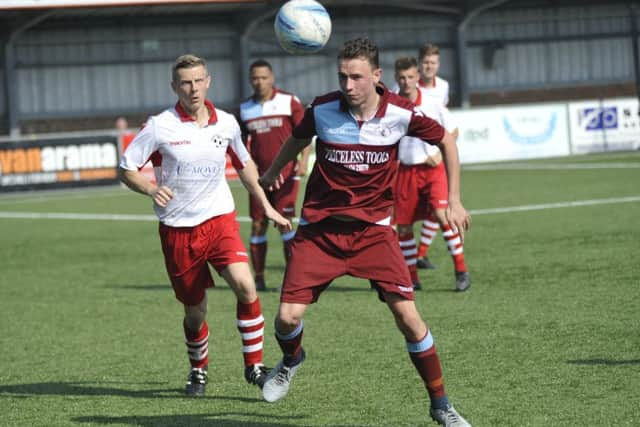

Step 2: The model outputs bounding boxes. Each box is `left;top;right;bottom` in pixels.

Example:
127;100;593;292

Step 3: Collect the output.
158;211;249;306
280;218;414;304
250;176;300;221
393;162;448;225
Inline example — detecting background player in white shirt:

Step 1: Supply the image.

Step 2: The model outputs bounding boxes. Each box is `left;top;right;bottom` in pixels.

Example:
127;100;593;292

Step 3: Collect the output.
393;56;470;292
119;54;292;397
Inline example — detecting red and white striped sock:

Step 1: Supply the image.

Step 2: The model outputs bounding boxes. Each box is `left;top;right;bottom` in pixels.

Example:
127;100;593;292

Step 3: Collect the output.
441;224;467;272
398;230;419;284
237;298;265;367
417;216;439;259
184;321;209;369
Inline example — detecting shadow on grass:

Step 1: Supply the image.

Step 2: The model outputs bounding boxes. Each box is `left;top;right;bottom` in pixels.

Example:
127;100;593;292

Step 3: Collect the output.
0;381;257;402
567;358;640;366
73;412;367;427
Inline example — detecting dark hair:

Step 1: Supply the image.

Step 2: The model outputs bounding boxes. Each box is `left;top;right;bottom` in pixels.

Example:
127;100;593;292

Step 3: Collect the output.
338;37;379;69
418;43;440;60
394;56;418;72
249;59;272;72
172;54;207;82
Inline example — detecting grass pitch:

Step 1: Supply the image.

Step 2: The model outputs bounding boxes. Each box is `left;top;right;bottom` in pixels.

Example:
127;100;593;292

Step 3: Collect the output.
1;151;639;426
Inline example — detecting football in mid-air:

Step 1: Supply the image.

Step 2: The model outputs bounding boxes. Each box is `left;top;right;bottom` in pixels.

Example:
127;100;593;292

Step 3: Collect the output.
274;0;331;55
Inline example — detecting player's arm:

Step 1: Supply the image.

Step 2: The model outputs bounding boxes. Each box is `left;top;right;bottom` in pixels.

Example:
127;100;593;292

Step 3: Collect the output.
436;131;471;241
295;143;312;177
260;136;313;190
119;167;173;208
237;158;292;231
118;118;173;208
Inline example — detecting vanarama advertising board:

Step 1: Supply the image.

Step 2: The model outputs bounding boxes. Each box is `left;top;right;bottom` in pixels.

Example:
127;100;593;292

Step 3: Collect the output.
0;136;119;191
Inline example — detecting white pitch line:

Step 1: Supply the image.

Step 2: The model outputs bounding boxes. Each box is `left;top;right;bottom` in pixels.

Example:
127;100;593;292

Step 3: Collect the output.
469;196;640;215
0;196;639;222
464;162;640;171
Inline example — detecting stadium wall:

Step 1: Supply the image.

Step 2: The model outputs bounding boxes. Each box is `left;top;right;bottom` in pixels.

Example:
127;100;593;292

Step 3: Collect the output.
1;3;638;134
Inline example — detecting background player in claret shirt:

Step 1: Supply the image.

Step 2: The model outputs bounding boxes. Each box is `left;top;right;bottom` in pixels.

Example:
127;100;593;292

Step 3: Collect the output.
239;59;310;291
258;38;472;427
119;54;292;397
393;56;471;292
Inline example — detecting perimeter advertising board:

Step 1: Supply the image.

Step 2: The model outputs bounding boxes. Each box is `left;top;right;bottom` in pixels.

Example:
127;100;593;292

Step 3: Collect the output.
568;98;640;153
452;103;571;164
0;136;119;192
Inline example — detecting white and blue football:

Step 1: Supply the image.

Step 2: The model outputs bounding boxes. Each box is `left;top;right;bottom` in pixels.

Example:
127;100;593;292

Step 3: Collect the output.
274;0;331;55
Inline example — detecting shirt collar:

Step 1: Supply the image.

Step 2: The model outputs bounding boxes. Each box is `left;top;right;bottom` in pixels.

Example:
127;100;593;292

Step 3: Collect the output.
174;99;218;125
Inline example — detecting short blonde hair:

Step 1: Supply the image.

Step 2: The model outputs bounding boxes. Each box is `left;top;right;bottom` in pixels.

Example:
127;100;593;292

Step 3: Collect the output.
418;43;440;60
172;54;207;82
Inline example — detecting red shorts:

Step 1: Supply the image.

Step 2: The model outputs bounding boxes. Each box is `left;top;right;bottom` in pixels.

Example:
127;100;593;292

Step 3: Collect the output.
280;218;414;304
158;211;249;306
250;176;300;221
393;162;448;225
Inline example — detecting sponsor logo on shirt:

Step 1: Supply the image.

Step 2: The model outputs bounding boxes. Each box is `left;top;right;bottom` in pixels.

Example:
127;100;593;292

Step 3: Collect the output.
323;148;390;172
246;117;284;134
169;140;191;146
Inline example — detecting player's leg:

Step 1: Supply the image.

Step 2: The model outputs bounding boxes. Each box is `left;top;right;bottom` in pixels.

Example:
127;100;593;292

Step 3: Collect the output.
384;293;471;426
417;213;439;270
220;261;270;388
159;222;214;396
183;295;210;396
250;216;269;291
433;207;470;292
397;223;421;290
262;302;309;403
274;177;299;266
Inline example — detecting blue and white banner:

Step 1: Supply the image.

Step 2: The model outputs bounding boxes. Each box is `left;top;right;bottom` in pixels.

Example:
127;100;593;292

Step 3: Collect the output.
568;98;640;153
451;103;571;164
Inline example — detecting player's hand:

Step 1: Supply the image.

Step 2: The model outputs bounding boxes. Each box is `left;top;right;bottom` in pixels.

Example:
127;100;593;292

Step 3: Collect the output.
259;171;285;191
150;185;174;208
295;159;308;177
445;200;471;242
425;151;443;167
265;206;293;232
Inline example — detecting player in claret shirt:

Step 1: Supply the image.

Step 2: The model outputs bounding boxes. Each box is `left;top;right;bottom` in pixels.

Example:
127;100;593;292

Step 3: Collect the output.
119;54;291;397
258;38;472;427
239;59;310;291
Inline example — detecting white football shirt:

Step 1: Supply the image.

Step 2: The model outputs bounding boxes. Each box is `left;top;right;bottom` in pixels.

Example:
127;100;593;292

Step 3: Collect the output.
398;88;457;166
120;101;250;227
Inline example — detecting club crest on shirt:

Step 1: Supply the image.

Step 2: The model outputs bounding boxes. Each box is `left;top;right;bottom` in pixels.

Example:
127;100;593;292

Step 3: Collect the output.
378;125;392;137
210;135;227;147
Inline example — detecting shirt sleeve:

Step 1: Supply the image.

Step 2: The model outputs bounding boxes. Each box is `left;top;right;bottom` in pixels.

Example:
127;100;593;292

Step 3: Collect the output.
439;106;457;133
407;107;445;145
291;104;316;139
119;117;158;170
227;118;251;170
291;95;305;127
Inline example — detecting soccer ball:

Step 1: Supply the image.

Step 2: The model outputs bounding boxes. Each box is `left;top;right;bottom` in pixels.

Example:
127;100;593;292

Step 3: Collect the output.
274;0;331;55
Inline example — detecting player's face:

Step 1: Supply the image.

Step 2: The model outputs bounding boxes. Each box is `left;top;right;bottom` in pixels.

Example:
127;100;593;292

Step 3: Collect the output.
171;65;211;115
338;57;382;108
420;54;440;81
395;66;420;98
250;66;275;100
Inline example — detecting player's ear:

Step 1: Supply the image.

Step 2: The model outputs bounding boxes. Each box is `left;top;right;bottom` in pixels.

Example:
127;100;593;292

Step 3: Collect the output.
372;67;382;84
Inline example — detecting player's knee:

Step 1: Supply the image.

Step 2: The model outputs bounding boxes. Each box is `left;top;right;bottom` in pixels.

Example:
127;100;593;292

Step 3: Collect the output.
397;224;413;235
275;308;303;333
252;219;268;235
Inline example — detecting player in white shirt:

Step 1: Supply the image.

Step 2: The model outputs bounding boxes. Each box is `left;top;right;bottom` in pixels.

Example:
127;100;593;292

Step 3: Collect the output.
119;54;292;396
393;56;470;292
417;43;450;107
391;43;449;107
